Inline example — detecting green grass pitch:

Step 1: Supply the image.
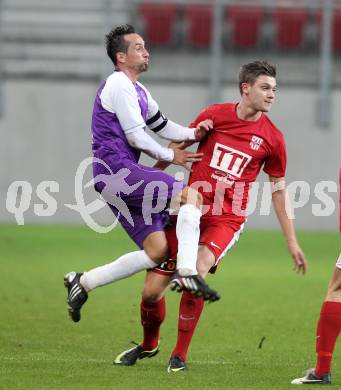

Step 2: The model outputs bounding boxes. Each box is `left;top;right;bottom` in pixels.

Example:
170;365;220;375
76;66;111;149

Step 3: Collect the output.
0;224;340;390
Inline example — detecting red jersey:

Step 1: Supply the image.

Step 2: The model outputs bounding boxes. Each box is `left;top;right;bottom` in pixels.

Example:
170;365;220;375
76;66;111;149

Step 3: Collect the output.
188;102;286;218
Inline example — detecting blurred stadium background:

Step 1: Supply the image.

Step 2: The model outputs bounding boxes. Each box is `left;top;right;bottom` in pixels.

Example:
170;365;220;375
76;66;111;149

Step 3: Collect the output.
0;0;340;230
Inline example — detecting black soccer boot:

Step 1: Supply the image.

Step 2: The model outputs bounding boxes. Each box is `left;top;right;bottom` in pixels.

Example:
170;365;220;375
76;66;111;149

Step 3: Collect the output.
167;355;187;373
113;343;160;366
64;272;88;322
170;272;220;302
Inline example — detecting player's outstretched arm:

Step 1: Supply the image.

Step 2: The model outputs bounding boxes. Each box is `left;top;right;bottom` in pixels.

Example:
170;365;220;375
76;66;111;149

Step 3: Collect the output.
149;116;213;143
154;142;184;171
153;119;213;171
269;175;308;275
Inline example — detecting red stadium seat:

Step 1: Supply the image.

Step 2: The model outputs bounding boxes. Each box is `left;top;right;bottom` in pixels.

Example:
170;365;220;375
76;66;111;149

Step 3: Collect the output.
140;3;177;46
227;6;264;48
273;7;308;49
185;4;213;48
316;9;341;51
337;12;341;50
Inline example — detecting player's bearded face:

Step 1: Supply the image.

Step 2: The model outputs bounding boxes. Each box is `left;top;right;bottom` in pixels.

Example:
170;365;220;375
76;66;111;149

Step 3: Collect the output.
249;76;276;112
125;34;149;74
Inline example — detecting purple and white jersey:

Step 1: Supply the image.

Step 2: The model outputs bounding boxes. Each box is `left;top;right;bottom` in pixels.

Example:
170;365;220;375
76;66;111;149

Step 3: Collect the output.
91;70;159;163
90;70;187;248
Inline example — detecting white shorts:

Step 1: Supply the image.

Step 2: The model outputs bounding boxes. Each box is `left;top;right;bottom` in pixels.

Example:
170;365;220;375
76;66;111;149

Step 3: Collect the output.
335;252;341;269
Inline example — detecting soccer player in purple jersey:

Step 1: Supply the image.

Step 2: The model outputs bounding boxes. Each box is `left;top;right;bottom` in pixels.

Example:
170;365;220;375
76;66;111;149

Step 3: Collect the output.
64;24;219;323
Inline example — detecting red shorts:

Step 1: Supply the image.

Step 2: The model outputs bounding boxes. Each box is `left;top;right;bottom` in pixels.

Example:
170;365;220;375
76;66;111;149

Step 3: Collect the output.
151;214;245;276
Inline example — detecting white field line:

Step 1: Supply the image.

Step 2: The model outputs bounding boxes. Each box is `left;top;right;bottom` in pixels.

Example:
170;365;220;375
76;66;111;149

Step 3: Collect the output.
1;356;232;365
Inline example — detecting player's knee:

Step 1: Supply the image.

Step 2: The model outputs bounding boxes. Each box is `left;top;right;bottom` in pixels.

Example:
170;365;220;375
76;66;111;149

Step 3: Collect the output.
197;247;215;277
182;186;203;208
144;243;168;264
142;286;165;302
193;190;203;208
143;234;168;264
197;262;210;278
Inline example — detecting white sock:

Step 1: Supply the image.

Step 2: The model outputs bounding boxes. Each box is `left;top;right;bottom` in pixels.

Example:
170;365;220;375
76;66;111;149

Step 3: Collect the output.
176;204;202;276
80;250;157;291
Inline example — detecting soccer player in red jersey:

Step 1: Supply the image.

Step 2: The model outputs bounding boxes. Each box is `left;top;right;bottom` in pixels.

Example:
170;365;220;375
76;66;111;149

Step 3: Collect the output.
113;60;308;372
292;168;341;385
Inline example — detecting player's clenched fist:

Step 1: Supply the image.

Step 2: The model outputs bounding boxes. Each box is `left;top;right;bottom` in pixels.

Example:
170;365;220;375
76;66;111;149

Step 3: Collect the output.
194;119;213;141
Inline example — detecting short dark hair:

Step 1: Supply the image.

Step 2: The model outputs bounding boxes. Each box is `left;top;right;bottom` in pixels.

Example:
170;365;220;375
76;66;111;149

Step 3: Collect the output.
105;24;135;65
238;61;277;94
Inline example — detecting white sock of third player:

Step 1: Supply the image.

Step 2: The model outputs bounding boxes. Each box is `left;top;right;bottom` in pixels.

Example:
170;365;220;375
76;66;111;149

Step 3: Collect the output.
176;203;202;276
